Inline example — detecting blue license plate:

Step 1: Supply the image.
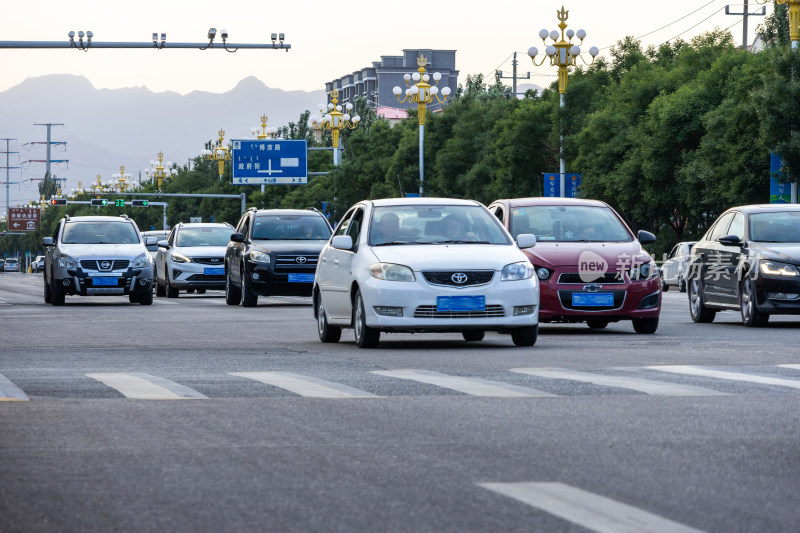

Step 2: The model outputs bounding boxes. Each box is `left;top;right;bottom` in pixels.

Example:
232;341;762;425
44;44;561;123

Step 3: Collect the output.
204;267;225;276
572;292;614;307
437;295;486;312
92;277;118;286
288;273;315;283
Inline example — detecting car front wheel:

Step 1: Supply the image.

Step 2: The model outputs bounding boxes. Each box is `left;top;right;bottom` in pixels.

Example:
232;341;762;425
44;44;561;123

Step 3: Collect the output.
462;330;485;342
740;276;769;327
632;317;659;334
166;276;179;298
316;293;341;343
43;274;52;303
688;277;715;323
241;268;258;307
511;325;538;347
225;268;241;305
353;290;380;348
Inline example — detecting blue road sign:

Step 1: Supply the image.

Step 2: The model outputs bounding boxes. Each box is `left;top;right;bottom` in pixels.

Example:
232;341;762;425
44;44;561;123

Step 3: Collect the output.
231;139;308;185
543;173;582;198
770;153;791;204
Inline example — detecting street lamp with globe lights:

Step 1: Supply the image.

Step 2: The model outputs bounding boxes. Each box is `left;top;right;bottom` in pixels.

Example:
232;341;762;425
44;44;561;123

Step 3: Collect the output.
309;88;360;166
392;55;451;196
112;165;134;192
251;114;279;140
201;129;232;180
529;5;598;198
143;152;178;192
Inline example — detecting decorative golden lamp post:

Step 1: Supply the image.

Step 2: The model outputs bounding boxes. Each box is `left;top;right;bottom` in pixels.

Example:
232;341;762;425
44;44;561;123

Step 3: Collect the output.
144;152;177;191
310;88;360;166
112;165;133;192
528;6;598;197
251;114;279;140
201;129;232;180
392;55;451;196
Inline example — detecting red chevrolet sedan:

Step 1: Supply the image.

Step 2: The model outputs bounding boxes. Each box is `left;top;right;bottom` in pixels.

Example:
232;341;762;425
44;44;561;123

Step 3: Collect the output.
487;198;661;333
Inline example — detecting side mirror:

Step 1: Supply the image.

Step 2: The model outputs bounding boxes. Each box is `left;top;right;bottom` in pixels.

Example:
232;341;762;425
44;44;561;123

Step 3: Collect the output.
145;236;158;246
157;240;170;249
230;233;244;243
516;233;537;249
331;235;353;250
718;234;742;247
637;230;656;245
42;237;54;247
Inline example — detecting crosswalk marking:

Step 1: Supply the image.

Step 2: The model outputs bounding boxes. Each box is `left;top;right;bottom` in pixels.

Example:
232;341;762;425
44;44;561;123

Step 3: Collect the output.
778;364;800;371
478;482;706;533
511;368;726;396
371;369;555;397
229;371;380;398
647;366;800;390
86;372;209;400
0;373;29;401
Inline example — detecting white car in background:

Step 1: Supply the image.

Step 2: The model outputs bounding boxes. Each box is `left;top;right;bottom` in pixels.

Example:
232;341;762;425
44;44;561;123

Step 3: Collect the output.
313;198;540;348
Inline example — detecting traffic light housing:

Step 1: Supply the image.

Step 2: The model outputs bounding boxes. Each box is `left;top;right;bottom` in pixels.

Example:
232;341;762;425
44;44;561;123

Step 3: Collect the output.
131;200;149;207
90;199;108;207
50;198;67;206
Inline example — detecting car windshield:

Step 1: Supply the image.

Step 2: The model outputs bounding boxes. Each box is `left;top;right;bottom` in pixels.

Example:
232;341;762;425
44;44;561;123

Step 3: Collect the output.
749;212;800;243
62;221;139;244
176;227;233;247
5;259;18;264
510;205;632;242
369;205;511;246
252;215;331;240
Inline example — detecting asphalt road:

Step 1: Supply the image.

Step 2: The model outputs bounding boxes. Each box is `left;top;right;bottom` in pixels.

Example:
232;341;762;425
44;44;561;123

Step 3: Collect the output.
1;272;799;533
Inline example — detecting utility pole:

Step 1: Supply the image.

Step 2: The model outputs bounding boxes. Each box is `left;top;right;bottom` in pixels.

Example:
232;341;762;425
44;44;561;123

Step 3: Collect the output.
725;1;766;49
0;138;20;225
28;123;68;191
497;52;531;97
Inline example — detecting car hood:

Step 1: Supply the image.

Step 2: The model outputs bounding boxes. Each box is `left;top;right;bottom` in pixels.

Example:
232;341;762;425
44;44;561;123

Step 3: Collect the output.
60;243;146;259
749;242;800;263
173;245;228;257
370;244;528;270
523;241;651;269
252;239;328;254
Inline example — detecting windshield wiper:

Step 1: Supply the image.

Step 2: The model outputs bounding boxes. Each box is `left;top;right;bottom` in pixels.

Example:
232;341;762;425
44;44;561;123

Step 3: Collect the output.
435;240;492;245
373;241;413;246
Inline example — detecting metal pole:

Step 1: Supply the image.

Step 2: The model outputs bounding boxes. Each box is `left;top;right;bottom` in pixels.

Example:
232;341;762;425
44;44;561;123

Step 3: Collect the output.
241;193;246;215
333;147;341;166
559;94;565;198
45;125;51;179
163;203;168;230
743;0;749;50
419;124;424;196
512;52;518;97
5;139;9;223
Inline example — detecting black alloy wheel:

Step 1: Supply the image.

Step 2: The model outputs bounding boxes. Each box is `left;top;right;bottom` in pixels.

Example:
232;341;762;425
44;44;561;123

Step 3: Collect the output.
740;276;769;327
688;277;715;323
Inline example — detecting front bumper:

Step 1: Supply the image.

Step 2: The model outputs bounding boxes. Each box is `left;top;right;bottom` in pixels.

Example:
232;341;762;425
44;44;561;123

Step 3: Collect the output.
169;260;226;290
358;275;539;332
54;265;153;296
538;275;661;322
246;261;317;297
755;276;800;315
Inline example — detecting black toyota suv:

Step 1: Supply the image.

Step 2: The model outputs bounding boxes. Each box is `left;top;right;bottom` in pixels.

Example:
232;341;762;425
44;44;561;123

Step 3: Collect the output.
224;208;333;307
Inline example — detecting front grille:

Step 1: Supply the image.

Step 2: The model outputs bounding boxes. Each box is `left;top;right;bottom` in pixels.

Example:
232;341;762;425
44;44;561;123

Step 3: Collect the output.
274;254;318;273
557;289;626;311
422;270;494;287
80;260;130;271
186;274;225;282
557;272;625;284
413;305;505;319
191;257;224;265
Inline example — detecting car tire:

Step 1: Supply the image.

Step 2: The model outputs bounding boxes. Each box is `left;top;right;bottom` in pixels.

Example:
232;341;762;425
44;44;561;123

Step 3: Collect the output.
225;269;241;305
50;277;65;306
661;278;669;292
688;277;715;323
632;317;659;334
197;289;206;294
129;293;141;303
740;276;769;327
462;330;485;342
241;268;258;307
679;278;687;293
156;281;166;297
139;289;153;305
43;273;52;304
353;289;380;348
511;325;538;347
166;277;179;298
586;319;609;329
316;293;341;343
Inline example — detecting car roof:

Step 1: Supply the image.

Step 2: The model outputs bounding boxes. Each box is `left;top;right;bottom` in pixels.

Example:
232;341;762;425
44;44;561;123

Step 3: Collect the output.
64;216;135;222
493;197;611;208
176;223;232;229
254;209;324;216
369;197;483;207
724;204;800;214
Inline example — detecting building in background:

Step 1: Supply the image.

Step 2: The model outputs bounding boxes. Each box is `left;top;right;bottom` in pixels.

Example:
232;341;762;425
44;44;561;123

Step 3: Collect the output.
325;49;459;112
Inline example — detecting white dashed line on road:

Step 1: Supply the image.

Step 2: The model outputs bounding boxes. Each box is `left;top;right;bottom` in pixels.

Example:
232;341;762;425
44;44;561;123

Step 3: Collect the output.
372;369;555;397
230;371;380;398
0;373;29;401
647;365;800;390
86;372;209;399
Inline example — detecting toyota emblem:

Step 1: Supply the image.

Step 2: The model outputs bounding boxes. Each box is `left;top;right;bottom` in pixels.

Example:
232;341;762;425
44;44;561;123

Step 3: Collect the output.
296;256;307;264
451;272;468;284
100;261;111;270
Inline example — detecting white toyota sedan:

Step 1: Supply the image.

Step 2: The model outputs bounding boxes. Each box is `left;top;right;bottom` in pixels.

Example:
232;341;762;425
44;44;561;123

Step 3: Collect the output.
313;198;540;348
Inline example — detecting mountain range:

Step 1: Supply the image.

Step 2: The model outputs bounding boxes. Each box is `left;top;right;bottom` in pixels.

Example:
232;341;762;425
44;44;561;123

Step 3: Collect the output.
0;74;324;209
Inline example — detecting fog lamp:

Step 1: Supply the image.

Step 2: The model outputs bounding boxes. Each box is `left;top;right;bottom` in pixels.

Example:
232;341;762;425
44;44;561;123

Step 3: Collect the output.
374;306;403;317
513;305;536;316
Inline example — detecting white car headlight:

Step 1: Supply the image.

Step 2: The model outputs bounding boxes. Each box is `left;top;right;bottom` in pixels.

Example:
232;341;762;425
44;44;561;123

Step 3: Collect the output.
56;254;77;269
370;262;415;282
629;261;657;281
170;252;191;264
249;250;271;263
760;260;800;277
133;253;150;268
501;261;534;281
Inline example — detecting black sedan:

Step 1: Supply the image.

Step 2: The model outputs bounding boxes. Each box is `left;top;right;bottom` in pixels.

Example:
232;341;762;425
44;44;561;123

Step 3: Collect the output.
687;204;800;326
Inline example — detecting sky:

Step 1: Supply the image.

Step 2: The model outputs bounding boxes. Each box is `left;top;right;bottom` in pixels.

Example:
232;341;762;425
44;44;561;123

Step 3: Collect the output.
1;0;775;95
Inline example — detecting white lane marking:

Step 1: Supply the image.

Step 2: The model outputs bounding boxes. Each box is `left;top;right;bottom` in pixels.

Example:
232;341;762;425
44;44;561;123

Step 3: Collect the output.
0;297;10;306
478;482;706;533
0;373;29;401
778;364;800;371
86;372;208;400
230;371;380;398
154;299;179;305
371;369;555;397
511;368;725;396
648;365;800;390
